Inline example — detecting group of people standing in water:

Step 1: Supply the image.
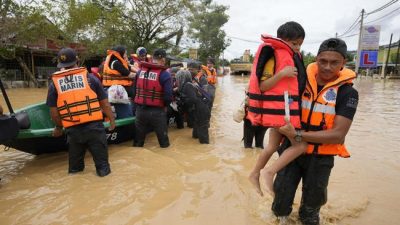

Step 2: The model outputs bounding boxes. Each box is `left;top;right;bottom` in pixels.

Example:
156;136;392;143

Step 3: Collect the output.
44;19;359;225
46;46;217;177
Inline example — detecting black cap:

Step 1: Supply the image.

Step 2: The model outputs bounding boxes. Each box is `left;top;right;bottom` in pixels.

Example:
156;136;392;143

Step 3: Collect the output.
318;38;347;58
57;48;78;68
112;45;126;57
153;48;167;59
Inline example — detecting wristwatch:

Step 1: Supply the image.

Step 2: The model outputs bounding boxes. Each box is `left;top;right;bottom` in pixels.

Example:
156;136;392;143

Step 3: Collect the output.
294;130;302;142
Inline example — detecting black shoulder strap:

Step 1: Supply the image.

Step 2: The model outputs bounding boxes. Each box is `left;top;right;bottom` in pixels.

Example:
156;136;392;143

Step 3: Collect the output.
293;53;306;95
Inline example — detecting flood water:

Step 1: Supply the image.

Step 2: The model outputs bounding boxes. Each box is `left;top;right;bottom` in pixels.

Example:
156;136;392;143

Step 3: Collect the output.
1;75;400;225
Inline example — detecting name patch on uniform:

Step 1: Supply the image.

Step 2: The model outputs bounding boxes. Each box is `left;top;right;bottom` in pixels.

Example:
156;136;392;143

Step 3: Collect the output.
323;88;337;103
139;71;158;81
57;75;85;93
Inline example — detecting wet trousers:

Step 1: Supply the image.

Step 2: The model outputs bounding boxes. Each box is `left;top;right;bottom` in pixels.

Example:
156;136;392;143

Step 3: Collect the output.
134;106;170;148
243;118;267;148
190;103;210;144
272;140;334;225
167;105;184;129
67;129;110;176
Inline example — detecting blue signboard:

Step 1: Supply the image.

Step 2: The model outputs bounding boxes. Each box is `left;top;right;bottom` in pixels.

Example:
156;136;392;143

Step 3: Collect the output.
359;50;378;68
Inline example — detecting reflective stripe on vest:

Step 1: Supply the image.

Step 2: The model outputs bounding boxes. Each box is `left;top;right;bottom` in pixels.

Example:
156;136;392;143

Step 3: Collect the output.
51;67;103;128
247;35;301;128
103;50;133;87
302;62;356;157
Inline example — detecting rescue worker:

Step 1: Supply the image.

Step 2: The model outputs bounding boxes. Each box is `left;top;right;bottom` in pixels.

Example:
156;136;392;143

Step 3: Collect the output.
133;49;173;148
47;48;115;177
199;57;217;108
103;46;135;118
102;46;136;97
131;47;151;72
273;38;359;225
178;62;211;144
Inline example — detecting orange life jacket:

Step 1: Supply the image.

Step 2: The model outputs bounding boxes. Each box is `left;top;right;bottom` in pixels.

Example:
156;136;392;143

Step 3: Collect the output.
51;67;103;128
103;50;133;87
302;63;356;157
134;61;166;107
201;65;217;85
247;35;301;128
131;54;151;64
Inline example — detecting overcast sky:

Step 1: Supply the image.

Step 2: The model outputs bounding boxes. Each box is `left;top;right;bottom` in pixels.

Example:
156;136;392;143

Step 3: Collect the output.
214;0;400;60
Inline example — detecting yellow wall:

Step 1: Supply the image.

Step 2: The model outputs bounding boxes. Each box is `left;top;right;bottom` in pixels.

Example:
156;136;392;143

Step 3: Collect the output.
378;47;399;64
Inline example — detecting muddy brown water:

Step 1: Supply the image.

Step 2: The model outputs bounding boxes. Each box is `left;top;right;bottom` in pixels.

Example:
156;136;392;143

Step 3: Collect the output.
1;75;399;225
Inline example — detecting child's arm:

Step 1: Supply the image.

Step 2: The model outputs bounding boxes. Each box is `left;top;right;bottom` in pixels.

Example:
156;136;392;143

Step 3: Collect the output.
259;66;298;92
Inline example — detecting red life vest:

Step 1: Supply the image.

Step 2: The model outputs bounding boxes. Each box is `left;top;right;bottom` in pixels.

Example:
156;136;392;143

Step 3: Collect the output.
51;67;103;128
247;35;301;128
302;63;356;157
134;62;167;107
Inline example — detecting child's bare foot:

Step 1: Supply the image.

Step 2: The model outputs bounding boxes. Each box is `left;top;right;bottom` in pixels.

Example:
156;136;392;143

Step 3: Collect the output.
248;171;263;196
261;168;275;196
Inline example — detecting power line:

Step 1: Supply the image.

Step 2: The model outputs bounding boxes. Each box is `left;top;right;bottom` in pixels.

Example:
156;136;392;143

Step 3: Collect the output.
337;15;361;37
227;35;260;44
366;0;399;15
364;6;400;24
340;33;359;39
338;0;398;37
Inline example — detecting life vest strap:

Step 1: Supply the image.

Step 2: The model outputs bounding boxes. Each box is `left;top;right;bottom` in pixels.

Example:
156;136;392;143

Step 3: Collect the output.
301;122;323;132
103;75;132;81
57;98;99;111
248;106;300;115
248;93;299;101
60;107;102;120
135;94;163;99
85;96;92;116
136;88;163;96
62;100;73;121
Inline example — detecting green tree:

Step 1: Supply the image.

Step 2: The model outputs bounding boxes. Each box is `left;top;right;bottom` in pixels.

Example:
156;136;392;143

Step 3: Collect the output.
390;51;399;64
346;51;355;62
0;0;61;86
301;51;315;67
39;0;189;56
188;0;230;64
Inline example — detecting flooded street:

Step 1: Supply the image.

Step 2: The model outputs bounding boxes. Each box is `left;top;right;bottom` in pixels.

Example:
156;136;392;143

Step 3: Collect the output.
1;75;400;225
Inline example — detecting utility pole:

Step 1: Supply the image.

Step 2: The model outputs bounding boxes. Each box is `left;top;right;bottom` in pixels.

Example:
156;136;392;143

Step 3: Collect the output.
355;9;365;75
384;33;393;79
395;36;400;76
335;32;338;38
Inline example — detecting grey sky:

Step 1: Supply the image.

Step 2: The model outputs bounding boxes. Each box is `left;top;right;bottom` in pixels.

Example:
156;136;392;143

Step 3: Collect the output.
214;0;400;59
